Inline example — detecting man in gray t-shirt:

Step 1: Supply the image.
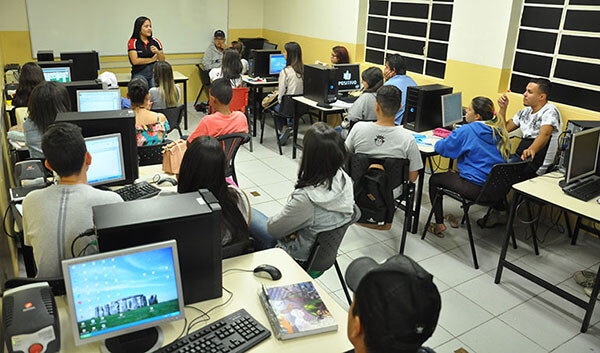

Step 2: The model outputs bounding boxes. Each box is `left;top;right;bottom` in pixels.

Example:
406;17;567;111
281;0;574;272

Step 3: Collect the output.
23;123;122;278
345;86;423;183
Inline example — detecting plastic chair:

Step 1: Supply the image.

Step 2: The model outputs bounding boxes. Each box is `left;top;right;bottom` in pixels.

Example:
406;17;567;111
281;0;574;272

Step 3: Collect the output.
137;141;170;166
216;133;251;185
4;277;66;296
421;159;532;269
14;107;28;126
193;64;211;109
263;94;306;155
229;87;252;152
152;105;185;138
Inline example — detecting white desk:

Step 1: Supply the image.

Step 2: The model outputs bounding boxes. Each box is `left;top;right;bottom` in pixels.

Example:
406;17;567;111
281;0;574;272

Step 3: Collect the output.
242;76;279;141
29;249;353;352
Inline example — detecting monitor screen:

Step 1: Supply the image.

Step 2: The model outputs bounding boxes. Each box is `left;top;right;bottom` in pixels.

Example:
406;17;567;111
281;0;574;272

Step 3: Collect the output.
566;127;600;184
334;64;361;93
77;90;121;112
62;240;185;346
85;133;126;186
269;54;286;75
441;92;463;127
42;67;71;83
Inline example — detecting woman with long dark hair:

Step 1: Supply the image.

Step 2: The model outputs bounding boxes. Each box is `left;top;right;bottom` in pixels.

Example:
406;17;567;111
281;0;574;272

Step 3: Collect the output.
267;122;355;262
127;16;165;87
209;48;243;87
330;45;350;65
12;62;45;108
276;41;304;145
346;67;384;124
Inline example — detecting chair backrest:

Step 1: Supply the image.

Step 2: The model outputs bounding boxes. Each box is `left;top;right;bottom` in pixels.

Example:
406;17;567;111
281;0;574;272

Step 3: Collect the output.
216;133;251;177
348;153;410;190
476;159;532;204
197;64;211;86
4;277;66;296
152;105;184;134
229;87;249;113
304;205;361;272
137;141;169;166
278;94;307;117
15;107;28;126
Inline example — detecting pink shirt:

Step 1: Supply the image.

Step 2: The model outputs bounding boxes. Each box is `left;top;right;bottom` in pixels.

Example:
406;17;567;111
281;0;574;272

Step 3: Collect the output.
187;111;248;143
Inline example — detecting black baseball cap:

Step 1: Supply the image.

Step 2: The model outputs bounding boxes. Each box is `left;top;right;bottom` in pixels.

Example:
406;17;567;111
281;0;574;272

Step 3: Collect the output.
345;255;441;350
214;30;225;39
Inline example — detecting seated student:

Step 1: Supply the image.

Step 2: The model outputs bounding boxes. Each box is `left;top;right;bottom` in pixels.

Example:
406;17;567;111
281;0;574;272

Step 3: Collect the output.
276;42;304;145
345;85;423;183
230;41;249;75
345;255;441;353
383;54;417;125
346;67;384;125
209;48;243;88
267;122;354;263
202;30;227;71
149;61;181;109
331;45;350;65
186;78;248;144
23;123;123;277
499;77;562;178
23;81;71;158
12;62;44;108
428;97;510;237
98;71;131;109
128;77;169;146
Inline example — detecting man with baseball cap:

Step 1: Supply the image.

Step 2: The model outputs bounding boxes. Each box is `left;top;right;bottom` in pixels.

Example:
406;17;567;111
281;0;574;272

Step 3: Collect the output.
202;29;227;71
345;255;441;353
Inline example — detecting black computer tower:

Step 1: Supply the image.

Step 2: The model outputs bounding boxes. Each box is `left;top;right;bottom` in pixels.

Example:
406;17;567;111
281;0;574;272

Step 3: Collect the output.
239;37;266;59
36;50;54;62
559;120;600;173
60;51;100;81
248;49;280;77
94;190;223;305
62;79;103;111
403;84;453;132
304;64;338;104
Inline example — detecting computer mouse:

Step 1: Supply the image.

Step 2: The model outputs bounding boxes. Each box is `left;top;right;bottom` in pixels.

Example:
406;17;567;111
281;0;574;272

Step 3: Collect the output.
253;264;282;281
158;177;178;186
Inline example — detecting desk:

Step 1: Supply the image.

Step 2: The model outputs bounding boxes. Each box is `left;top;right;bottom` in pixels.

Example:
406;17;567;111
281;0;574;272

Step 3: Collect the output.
291;96;346;159
18;248;352;352
116;71;190;130
242;76;279;140
494;173;600;332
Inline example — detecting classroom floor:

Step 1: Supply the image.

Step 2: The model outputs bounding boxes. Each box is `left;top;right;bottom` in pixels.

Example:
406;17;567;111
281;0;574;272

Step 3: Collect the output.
178;105;600;353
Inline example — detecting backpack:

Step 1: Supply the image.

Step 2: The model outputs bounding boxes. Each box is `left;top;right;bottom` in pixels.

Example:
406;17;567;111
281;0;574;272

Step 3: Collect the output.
354;163;395;230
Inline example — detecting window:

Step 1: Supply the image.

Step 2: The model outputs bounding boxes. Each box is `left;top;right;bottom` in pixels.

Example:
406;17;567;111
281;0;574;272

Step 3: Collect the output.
510;0;600;112
365;0;454;79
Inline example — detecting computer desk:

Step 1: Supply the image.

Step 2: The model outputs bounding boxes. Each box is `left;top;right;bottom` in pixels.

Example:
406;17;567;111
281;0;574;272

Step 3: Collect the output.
494;172;600;333
9;248;352;352
241;76;279;140
115;71;190;130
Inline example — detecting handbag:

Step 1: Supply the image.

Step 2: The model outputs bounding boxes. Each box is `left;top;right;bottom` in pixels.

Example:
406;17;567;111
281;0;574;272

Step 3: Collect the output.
162;139;187;174
261;90;279;110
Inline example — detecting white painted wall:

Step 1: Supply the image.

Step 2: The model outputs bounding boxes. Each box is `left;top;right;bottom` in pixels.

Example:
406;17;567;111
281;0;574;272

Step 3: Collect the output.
0;0;29;31
229;0;264;29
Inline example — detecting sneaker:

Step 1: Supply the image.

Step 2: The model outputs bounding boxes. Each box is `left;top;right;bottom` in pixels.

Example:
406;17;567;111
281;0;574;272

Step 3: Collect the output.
574;271;596;288
477;209;507;228
584;286;600;301
278;127;291;146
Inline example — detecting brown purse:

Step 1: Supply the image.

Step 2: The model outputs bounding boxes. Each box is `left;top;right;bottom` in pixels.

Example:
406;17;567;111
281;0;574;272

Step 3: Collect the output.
162;139;187;174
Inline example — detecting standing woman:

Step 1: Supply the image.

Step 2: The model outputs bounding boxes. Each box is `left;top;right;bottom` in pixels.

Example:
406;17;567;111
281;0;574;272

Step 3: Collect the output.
276;41;304;145
127;16;165;87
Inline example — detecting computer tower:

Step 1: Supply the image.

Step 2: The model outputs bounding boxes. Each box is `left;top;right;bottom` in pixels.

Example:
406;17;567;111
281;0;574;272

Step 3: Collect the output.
304;64;338;104
62;79;103;111
36;50;54;62
60;51;100;81
94;190;223;305
403;84;453;132
248;49;280;77
559;120;600;173
239;37;266;59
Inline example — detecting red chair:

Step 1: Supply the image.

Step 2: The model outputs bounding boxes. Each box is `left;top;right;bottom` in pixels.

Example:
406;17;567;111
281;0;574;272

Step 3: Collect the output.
208;86;252;151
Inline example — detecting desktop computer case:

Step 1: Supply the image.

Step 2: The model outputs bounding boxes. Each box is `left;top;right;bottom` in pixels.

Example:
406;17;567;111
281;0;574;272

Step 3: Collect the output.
248;49;280;77
303;64;338;104
94;190;223;305
403;84;453;132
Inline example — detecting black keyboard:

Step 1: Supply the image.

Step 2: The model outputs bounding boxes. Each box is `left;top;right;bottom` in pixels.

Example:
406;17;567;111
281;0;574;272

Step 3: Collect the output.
156;309;271;353
337;95;358;103
563;178;600;201
114;181;161;201
265;77;278;82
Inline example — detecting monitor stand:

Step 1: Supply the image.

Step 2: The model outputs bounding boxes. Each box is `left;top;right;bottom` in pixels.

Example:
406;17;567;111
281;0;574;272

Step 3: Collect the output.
101;327;164;353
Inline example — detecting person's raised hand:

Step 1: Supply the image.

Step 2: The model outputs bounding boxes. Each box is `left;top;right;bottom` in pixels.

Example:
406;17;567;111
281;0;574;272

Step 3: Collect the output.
150;45;159;54
497;93;509;110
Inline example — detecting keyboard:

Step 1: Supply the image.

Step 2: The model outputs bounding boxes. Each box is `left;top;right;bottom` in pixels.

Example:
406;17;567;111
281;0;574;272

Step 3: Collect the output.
114;181;161;201
156;309;271;353
337;95;358;103
433;128;452;138
562;178;600;202
265;77;278;82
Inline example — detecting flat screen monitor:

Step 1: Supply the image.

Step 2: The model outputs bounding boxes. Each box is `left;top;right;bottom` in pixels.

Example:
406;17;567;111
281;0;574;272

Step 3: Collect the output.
441;92;463;127
333;64;361;93
42;67;71;83
566;127;600;184
85;133;126;186
78;90;121;112
269;54;286;75
61;51;100;81
64;80;104;111
62;240;185;349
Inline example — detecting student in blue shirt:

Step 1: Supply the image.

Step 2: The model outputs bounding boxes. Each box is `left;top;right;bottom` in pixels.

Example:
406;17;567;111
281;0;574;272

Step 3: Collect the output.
383;54;417;125
427;97;510;237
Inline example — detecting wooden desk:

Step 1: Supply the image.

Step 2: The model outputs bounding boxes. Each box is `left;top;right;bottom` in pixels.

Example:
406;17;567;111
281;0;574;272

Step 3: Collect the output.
116;71;190;130
291;96;346;159
242;76;279;140
494;172;600;333
24;249;352;352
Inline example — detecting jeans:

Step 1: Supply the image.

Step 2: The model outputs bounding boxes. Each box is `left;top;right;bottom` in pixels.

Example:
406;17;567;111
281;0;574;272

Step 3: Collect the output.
249;208;277;251
274;103;293;132
132;63;155;88
428;172;482;224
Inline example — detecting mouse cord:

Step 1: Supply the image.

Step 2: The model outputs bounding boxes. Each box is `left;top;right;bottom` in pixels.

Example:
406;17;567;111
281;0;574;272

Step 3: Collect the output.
186;286;234;335
222;268;254;275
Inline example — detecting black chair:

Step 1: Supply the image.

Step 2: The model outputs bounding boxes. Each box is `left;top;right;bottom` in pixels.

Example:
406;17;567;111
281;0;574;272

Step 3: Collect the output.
137;141;170;166
193;64;211;109
421;159;532;269
4;277;66;296
217;133;251;185
152;104;185;138
301;205;361;306
262;94;306;155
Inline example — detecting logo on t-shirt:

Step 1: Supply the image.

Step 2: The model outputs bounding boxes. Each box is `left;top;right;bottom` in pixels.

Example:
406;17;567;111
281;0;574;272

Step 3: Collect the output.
374;135;385;146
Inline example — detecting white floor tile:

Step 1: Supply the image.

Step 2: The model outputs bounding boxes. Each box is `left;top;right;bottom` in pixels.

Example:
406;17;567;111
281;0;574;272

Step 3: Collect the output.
418;252;484;288
543;234;600;268
345;242;397;263
252;200;282;218
384;234;445;262
338;226;380;254
437;289;493;336
259;180;295;200
513;250;584;286
459;318;546;353
423;326;454;349
433;338;476;353
316;253;353;293
243;186;274;205
242;169;288;186
552;328;600;353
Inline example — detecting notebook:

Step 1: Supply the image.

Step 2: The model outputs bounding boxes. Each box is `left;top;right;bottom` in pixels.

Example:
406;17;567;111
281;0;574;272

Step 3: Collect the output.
258;281;337;340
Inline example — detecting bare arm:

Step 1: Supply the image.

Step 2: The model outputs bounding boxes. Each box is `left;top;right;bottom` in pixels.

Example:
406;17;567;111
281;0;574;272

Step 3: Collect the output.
150;45;165;61
129;50;157;66
522;125;553;160
408;170;418;183
506;119;518;132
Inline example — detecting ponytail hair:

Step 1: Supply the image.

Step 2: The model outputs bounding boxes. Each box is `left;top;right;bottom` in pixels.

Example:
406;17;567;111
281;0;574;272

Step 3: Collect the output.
471;96;510;161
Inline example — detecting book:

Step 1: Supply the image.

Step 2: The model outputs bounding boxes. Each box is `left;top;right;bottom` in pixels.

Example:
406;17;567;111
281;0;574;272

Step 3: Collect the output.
258;281;337;340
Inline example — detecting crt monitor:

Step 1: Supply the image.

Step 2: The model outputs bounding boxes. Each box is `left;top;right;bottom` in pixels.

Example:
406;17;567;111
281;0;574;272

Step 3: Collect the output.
333;64;361;93
62;240;185;351
42;67;71;83
566;127;600;184
269;54;286;75
78;90;121;112
441;92;463;127
85;133;126;186
61;51;100;81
